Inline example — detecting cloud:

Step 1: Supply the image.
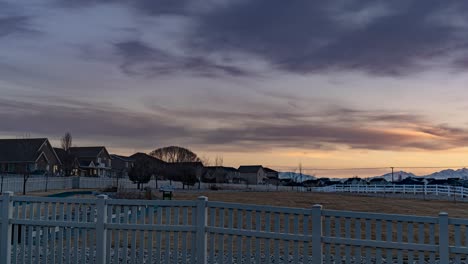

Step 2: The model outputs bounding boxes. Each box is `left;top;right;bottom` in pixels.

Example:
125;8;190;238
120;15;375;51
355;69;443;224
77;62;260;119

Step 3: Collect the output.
114;40;251;77
3;95;468;152
191;0;468;75
0;16;35;38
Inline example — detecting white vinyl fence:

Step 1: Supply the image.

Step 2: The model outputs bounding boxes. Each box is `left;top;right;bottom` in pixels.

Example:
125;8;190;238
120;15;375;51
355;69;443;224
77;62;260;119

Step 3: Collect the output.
0;193;468;263
320;184;468;198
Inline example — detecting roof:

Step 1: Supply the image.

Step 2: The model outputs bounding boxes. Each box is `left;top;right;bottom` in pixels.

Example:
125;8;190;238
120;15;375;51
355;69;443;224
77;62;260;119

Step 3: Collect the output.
0;138;47;162
110;154;135;162
69;147;107;158
238;165;263;173
205;166;238;172
263;167;278;173
130;153;167;165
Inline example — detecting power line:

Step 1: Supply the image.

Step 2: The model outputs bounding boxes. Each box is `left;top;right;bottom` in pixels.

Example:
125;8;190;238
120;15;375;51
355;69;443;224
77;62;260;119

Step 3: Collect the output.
266;165;468;171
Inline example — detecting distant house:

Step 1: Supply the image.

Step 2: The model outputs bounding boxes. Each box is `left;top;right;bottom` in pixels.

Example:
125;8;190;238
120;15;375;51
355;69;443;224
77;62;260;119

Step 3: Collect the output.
70;147;112;177
129;153;167;180
395;177;424;185
343;177;367;185
263;167;279;185
0;138;61;175
202;166;239;183
368;178;389;185
238;165;266;185
110;154;135;178
54;148;80;176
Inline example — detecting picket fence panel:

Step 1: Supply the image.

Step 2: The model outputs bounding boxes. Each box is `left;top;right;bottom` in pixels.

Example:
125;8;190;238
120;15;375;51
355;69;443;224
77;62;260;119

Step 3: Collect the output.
1;193;468;263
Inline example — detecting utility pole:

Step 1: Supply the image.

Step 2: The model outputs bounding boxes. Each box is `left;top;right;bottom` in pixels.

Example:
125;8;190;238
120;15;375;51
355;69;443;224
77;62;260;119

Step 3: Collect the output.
391;167;394;183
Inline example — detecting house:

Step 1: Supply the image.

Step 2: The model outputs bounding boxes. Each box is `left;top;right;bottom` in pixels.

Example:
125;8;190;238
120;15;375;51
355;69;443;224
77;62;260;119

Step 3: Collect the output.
238;165;266;185
53;148;80;176
69;147;112;177
343;177;367;185
263;167;279;185
129;153;168;180
202;166;239;183
0;138;61;175
368;178;389;185
110;154;135;178
395;177;424;185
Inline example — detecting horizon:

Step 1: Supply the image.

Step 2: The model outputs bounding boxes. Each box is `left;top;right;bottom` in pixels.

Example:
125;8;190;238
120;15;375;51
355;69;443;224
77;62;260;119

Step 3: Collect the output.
3;1;468;174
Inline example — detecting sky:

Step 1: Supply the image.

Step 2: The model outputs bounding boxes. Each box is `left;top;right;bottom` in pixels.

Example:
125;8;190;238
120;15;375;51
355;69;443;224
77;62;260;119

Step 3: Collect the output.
2;0;468;177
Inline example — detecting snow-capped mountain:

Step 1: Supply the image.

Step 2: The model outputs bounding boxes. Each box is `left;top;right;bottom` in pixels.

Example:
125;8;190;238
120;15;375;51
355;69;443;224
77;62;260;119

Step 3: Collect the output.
372;171;416;181
371;168;468;181
424;168;468;180
279;172;316;183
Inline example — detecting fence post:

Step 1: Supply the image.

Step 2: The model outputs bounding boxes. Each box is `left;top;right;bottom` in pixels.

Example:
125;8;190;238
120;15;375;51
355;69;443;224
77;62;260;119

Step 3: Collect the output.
0;191;13;264
312;204;323;263
96;194;108;264
196;196;208;264
438;212;449;263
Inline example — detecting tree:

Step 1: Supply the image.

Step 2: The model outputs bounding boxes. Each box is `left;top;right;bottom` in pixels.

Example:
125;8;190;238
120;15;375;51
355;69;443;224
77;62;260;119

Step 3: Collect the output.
61;132;72;151
60;132;75;176
128;158;153;190
18;136;34;195
150;146;202;185
150;146;201;163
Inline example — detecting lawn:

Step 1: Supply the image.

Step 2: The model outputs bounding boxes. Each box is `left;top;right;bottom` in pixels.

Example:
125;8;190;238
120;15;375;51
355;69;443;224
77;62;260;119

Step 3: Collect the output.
174;191;468;218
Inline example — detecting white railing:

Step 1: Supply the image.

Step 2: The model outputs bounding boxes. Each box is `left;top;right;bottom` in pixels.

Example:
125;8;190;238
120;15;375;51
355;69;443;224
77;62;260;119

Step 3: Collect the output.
318;184;468;198
0;193;468;263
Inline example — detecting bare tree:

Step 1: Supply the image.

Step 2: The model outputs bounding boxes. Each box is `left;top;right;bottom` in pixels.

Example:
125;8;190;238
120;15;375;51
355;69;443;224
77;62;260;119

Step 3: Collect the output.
61;132;72;151
60;132;75;176
150;146;201;163
18;136;34;195
150;146;202;186
128;158;152;190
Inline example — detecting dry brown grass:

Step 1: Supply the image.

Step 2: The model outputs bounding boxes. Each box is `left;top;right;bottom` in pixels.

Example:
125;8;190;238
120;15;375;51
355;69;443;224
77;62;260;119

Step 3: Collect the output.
174;191;468;218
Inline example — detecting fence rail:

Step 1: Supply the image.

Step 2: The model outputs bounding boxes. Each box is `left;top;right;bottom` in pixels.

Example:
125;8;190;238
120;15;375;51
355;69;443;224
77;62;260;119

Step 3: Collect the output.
0;193;468;263
319;184;468;198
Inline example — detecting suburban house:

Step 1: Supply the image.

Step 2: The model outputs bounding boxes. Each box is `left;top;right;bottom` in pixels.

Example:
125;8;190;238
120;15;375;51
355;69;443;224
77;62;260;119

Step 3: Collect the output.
263;167;280;185
0;138;61;175
202;166;239;183
368;178;389;185
396;177;424;185
110;154;135;178
53;148;80;176
129;153;167;180
238;165;267;185
343;177;368;185
69;147;112;177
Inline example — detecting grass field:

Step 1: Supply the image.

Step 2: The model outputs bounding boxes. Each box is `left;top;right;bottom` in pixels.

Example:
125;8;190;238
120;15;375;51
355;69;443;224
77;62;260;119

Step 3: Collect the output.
174;191;468;218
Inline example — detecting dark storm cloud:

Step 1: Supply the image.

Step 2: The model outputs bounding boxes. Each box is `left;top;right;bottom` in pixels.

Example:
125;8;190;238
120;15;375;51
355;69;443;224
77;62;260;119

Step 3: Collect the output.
192;0;468;75
51;0;468;76
0;98;189;141
0;16;34;37
114;40;251;77
55;0;192;15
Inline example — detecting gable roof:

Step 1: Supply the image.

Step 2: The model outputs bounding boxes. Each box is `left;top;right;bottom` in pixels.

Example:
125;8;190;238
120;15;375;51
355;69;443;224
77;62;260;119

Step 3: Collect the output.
0;138;47;162
238;165;263;173
205;166;238;172
130;152;167;165
69;147;108;158
263;167;278;173
110;154;135;162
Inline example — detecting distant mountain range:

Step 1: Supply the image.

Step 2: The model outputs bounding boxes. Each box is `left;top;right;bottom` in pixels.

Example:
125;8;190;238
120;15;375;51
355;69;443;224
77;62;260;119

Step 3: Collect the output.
372;168;468;181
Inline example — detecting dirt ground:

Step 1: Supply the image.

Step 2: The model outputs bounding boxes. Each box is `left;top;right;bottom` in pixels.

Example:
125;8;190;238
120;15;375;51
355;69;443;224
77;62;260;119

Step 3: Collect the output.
173;191;468;218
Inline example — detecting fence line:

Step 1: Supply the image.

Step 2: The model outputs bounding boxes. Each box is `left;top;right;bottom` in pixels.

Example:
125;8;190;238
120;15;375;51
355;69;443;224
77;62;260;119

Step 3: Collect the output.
1;193;468;263
319;184;468;198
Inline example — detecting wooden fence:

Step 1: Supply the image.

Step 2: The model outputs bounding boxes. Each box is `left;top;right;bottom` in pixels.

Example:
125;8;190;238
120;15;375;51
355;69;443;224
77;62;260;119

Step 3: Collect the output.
1;193;468;263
